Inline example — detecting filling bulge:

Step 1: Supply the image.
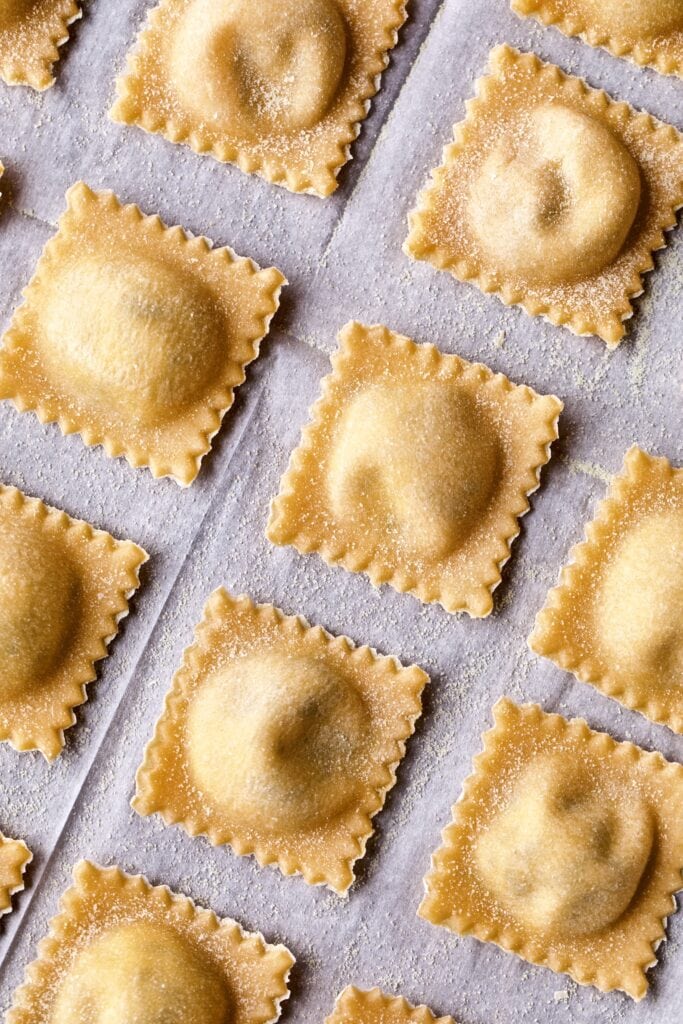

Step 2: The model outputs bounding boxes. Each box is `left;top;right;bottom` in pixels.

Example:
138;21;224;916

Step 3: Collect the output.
171;0;347;138
475;753;653;937
40;254;224;426
327;380;499;562
0;518;77;698
468;103;641;287
598;511;683;687
51;920;230;1024
187;651;369;831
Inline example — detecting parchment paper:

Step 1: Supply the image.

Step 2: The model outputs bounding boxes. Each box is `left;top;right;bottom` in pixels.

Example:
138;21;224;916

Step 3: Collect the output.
0;1;681;1022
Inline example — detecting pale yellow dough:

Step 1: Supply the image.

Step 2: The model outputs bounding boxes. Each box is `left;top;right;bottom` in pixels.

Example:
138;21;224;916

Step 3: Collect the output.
6;861;294;1024
420;698;683;1000
111;0;409;195
133;589;427;894
530;446;683;733
512;0;683;77
172;0;347;137
0;182;285;485
474;753;653;937
0;484;147;760
186;653;369;831
405;45;683;346
267;322;562;617
0;834;31;916
325;987;456;1024
468;104;641;287
327;382;500;562
52;922;230;1024
0;0;81;89
110;0;408;196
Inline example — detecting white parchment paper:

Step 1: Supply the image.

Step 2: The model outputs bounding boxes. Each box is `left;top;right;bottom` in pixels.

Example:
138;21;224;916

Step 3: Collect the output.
0;1;681;1022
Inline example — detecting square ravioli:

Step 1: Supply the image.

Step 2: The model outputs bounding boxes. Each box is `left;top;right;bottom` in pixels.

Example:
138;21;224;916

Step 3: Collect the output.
6;860;294;1024
110;0;407;197
0;834;31;916
419;698;683;1000
325;987;455;1024
267;322;562;617
0;483;147;760
404;44;683;347
512;0;683;78
0;182;285;486
530;446;683;733
134;588;427;895
0;0;80;90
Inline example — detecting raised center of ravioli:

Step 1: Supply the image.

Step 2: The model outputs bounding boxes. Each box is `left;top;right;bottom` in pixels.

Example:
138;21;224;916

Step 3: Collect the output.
474;754;652;937
186;652;368;831
0;519;76;697
41;255;224;425
468;103;641;286
171;0;347;136
578;0;683;35
327;381;499;561
599;511;683;684
51;921;230;1024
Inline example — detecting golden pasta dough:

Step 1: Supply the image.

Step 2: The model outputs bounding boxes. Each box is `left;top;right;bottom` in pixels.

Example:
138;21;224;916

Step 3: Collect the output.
530;446;683;733
134;589;427;894
6;861;294;1024
405;45;683;346
420;698;683;1000
111;0;407;196
267;322;562;617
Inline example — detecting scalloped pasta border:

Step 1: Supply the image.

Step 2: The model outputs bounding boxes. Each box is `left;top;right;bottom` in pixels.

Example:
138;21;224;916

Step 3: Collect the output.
511;0;683;79
0;835;32;917
325;986;456;1024
529;446;683;733
404;44;683;347
0;182;286;486
0;484;148;760
266;322;562;618
325;983;454;1024
5;860;295;1024
419;698;683;1000
0;0;81;91
133;588;427;895
110;0;408;197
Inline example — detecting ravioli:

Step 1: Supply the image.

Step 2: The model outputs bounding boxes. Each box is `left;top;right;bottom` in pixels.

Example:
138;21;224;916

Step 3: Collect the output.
512;0;683;78
0;483;146;760
6;861;294;1024
267;322;562;617
111;0;408;196
133;589;427;894
405;45;683;346
0;182;285;485
530;446;683;733
420;698;683;1000
0;0;80;89
325;987;456;1024
468;103;641;288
